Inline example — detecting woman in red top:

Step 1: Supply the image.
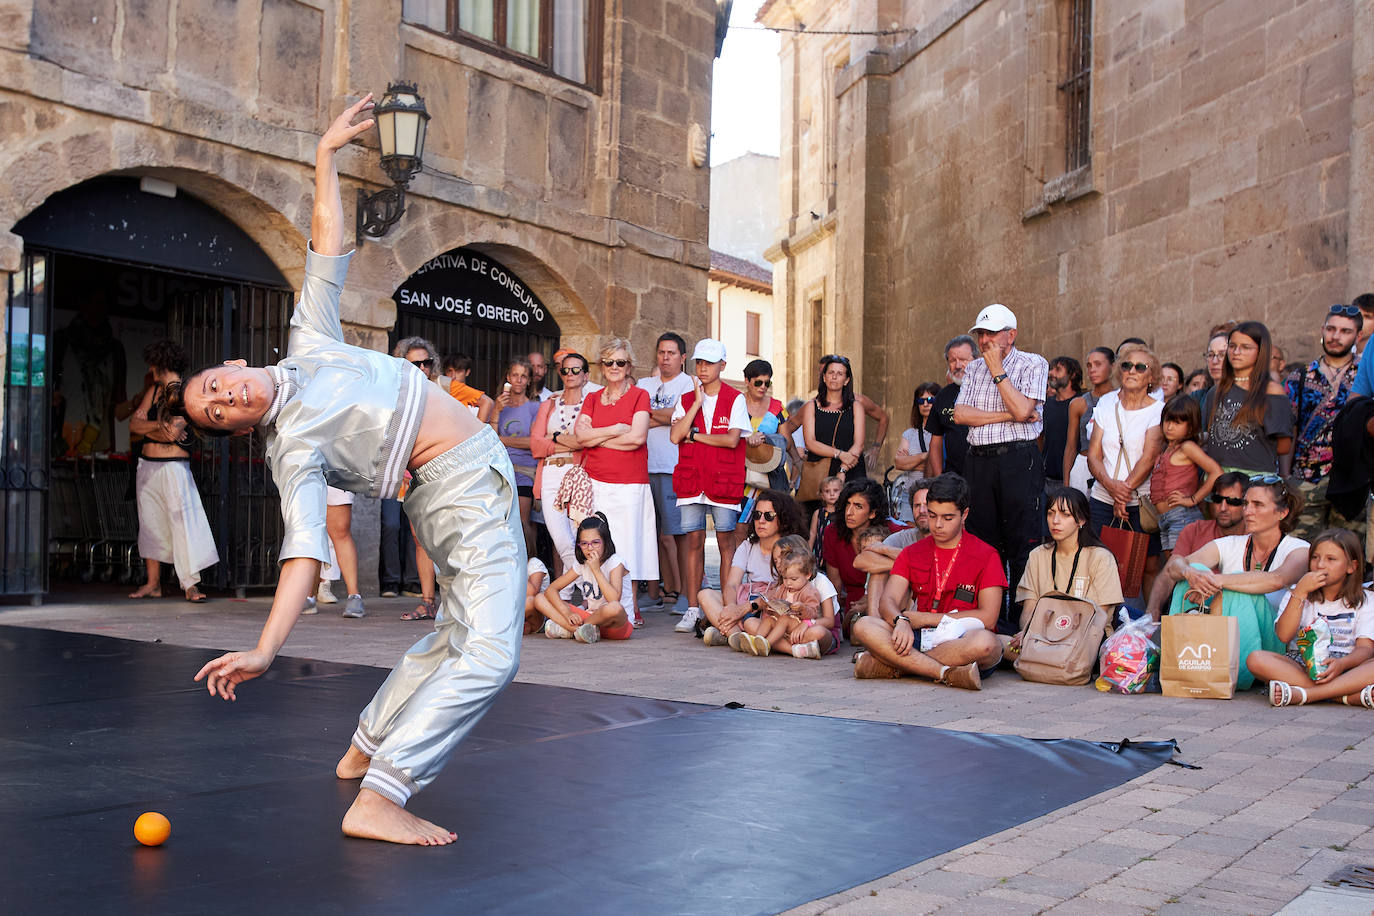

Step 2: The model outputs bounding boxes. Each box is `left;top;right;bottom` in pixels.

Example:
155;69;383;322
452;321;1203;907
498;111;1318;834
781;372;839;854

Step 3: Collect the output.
822;477;903;633
575;338;658;611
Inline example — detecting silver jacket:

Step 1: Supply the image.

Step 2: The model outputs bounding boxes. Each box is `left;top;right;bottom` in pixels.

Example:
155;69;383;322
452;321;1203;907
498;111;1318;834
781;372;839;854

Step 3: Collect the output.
264;246;429;564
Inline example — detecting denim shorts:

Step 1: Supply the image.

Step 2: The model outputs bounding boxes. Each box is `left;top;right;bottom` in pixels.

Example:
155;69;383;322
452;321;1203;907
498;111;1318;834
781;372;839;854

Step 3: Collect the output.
1157;505;1203;551
678;500;741;534
648;473;685;536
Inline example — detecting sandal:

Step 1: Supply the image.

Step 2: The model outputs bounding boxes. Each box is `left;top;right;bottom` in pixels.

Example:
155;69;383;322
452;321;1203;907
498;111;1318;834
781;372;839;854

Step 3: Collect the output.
1269;681;1308;707
1341;685;1374;708
661;590;680;607
401;598;437;621
184;587;208;603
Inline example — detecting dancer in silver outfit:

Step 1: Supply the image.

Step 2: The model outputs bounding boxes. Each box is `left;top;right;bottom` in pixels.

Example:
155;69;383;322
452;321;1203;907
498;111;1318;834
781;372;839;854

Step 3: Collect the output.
181;98;524;846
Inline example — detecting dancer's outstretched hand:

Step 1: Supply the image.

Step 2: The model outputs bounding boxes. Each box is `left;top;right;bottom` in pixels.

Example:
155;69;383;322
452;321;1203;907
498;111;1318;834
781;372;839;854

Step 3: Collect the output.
195;649;272;701
320;94;376;154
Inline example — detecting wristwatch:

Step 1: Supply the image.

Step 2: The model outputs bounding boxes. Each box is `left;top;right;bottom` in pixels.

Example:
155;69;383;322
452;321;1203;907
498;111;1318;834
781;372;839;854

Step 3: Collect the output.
688;427;696;442
552;431;560;444
893;614;911;628
991;373;1008;385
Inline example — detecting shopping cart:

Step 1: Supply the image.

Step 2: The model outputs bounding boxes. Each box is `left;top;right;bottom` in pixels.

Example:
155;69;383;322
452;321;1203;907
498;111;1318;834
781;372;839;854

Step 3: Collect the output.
47;457;92;580
91;455;139;583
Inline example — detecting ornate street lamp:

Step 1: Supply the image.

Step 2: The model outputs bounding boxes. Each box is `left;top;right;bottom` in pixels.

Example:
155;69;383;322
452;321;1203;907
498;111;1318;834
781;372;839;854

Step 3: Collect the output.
356;81;431;243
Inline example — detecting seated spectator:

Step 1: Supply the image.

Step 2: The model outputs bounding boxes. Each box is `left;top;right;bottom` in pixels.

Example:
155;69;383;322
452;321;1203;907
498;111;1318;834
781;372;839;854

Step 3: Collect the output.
524;556;549;635
736;549;834;659
1012;487;1123;651
535;514;633;644
822;477;904;636
1148;476;1309;690
1249;529;1374;706
853;481;934;624
1201;321;1293;476
852;474;1005;690
698;492;809;641
1172;471;1252;557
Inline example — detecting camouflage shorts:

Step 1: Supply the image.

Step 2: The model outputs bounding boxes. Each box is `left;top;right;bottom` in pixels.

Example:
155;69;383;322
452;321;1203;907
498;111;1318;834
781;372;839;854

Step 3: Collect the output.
1290;478;1368;557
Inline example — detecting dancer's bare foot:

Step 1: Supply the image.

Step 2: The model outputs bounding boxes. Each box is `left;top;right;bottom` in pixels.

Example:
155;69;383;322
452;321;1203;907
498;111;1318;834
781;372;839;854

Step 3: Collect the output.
336;745;370;779
129;583;161;599
342;788;456;846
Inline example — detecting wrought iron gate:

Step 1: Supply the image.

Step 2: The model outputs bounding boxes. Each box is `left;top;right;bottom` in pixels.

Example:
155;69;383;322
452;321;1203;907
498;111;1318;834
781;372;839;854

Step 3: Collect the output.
169;283;293;592
0;251;50;598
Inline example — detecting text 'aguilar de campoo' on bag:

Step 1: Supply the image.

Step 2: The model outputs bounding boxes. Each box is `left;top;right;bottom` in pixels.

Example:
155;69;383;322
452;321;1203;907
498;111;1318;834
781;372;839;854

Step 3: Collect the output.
1160;613;1239;699
1014;592;1108;686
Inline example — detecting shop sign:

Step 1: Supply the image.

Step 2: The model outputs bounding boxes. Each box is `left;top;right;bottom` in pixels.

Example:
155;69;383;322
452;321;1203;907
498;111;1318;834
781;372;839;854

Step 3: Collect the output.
393;248;558;336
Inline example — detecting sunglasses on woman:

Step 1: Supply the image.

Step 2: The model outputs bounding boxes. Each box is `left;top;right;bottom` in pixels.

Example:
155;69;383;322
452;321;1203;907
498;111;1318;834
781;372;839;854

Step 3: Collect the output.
1119;361;1149;373
916;396;936;404
754;510;777;522
559;366;584;376
751;379;772;388
601;359;629;368
411;358;435;369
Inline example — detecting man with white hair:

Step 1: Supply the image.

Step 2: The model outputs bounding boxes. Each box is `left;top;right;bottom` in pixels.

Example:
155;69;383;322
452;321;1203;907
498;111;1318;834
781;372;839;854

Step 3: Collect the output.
952;304;1048;632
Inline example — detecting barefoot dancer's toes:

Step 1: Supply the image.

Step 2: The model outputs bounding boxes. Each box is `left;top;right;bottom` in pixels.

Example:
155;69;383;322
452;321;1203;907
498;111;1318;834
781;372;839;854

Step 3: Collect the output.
342;788;456;846
336;745;371;779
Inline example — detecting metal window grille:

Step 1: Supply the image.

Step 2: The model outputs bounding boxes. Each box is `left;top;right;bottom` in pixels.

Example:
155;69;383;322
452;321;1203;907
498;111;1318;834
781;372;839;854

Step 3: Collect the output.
1059;0;1093;172
1;251;51;597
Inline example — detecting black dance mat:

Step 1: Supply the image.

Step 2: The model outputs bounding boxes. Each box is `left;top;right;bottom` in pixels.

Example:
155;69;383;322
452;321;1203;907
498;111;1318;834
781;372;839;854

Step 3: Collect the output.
0;626;1177;915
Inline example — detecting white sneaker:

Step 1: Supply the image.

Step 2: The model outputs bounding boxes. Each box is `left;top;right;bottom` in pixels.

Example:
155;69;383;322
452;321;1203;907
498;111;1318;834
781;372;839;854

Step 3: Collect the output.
317;580;338;604
574;623;601;644
728;631;749;652
675;606;702;633
545;620;572;639
702;626;729;647
791;640;822;659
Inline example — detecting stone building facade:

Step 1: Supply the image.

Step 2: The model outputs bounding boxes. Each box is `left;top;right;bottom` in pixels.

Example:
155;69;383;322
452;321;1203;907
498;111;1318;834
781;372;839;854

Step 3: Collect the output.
762;0;1372;456
0;0;718;598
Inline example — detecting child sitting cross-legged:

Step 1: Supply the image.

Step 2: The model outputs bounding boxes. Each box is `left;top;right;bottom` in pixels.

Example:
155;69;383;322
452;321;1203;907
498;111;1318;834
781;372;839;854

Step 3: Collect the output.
734;545;834;659
534;513;633;644
1248;528;1374;707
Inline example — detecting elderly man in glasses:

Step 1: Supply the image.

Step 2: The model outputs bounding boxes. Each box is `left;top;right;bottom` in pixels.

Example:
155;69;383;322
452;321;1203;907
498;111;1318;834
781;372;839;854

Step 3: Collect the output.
1284;304;1365;543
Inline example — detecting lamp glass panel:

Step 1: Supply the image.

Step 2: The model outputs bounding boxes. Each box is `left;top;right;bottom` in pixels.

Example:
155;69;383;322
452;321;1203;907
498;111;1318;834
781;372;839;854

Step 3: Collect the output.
395;111;422;161
413;116;428;161
377;109;397;158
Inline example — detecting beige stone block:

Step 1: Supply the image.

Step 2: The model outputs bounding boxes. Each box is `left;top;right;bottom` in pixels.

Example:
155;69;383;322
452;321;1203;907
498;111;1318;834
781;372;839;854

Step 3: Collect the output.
0;1;33;49
1300;38;1353;112
504;86;549;197
119;0;171;89
463;71;509;187
1212;64;1301;148
175;0;254;100
1139;106;1220;181
1257;99;1351;181
1221;170;1321;245
1265;0;1353;72
630;113;684;163
0;229;21;272
1110;12;1142;66
1108;167;1189;233
1180;28;1265;112
1165;204;1223;259
1287;214;1347;278
1191;234;1288;302
1199;0;1278;56
621;0;664;31
256;0;322;124
1188;138;1257;206
30;0;117;77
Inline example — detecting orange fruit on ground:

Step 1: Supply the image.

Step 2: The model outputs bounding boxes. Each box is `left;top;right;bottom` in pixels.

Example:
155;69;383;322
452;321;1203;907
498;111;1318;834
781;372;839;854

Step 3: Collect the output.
133;811;171;846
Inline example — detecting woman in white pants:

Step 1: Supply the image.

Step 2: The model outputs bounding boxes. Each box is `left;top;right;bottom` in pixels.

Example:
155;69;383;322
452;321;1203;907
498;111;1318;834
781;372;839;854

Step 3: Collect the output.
127;338;218;602
530;351;590;577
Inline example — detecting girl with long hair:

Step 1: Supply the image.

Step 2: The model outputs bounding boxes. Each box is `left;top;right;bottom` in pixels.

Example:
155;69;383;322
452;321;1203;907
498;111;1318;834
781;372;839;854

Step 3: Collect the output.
1202;321;1293;475
1014;486;1124;636
534;513;634;644
799;355;867;508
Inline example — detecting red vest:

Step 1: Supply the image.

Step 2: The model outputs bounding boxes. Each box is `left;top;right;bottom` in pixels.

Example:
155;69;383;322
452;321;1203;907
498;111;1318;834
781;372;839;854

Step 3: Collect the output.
672;384;747;504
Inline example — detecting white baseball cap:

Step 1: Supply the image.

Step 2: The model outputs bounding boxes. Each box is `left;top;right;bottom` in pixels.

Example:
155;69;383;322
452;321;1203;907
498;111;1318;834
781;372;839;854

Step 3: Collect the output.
691;338;727;363
970;303;1017;333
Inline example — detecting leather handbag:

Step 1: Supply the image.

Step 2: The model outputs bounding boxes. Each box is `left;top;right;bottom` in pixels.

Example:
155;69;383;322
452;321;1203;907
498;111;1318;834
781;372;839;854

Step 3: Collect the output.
1014;591;1108;686
1114;400;1158;533
1101;517;1148;598
796;406;841;502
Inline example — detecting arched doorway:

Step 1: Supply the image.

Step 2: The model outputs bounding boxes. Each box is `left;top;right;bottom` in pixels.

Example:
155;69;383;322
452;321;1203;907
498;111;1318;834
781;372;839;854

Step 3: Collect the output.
2;176;293;600
391;246;563;393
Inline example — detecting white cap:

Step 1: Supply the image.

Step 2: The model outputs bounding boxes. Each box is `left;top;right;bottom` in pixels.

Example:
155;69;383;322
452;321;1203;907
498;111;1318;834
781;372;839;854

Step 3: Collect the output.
691;338;727;363
970;303;1017;333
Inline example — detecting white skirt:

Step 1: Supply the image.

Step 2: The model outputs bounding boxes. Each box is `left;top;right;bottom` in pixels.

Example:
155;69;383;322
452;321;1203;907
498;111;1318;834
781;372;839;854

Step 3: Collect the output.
588;478;659;581
136;459;219;589
540;463;578;571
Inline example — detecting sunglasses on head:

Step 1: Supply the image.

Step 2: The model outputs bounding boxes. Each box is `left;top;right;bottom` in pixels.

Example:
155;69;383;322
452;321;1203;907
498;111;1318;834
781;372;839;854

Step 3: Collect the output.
411;358;435;369
1249;473;1288;495
1208;494;1245;507
754;510;777;522
1330;304;1361;318
559;366;584;376
601;359;629;368
820;355;851;366
1119;361;1149;373
751;378;772;388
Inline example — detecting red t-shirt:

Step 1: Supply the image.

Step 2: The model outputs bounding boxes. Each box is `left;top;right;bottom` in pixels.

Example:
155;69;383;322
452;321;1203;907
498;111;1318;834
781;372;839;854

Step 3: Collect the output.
1173;519;1221;560
822;519;907;608
890;532;1007;614
580;387;650;484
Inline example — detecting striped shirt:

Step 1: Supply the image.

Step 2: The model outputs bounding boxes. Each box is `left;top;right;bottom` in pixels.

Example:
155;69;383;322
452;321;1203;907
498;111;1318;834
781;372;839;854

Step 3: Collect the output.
956;346;1048;447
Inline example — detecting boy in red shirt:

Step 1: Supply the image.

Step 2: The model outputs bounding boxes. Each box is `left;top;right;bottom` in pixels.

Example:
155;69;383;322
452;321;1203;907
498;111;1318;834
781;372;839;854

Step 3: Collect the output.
852;473;1005;689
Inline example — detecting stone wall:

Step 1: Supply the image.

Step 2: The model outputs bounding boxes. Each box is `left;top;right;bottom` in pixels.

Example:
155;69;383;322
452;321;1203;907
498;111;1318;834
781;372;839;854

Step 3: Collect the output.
0;0;717;594
767;0;1365;462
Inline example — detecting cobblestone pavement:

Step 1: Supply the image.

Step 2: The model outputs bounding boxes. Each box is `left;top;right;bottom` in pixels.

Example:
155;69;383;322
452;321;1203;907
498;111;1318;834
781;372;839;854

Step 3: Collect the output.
6;590;1374;915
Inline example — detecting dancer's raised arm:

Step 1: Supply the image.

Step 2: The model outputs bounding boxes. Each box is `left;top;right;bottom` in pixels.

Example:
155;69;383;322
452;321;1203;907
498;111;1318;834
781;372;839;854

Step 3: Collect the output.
313;95;375;256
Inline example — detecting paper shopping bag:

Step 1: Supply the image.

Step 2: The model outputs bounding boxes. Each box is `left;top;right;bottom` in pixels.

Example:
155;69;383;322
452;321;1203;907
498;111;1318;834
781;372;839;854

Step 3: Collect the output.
1160;614;1239;699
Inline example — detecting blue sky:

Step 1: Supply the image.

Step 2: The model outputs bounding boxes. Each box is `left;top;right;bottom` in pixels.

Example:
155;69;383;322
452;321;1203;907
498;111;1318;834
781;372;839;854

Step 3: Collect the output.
710;0;780;165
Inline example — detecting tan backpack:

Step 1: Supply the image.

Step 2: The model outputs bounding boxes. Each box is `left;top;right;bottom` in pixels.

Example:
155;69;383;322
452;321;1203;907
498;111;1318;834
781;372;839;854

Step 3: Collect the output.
1014;591;1108;686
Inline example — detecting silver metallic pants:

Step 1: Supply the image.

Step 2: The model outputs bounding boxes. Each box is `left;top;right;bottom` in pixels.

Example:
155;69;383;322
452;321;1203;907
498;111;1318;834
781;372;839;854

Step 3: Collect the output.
352;427;525;806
